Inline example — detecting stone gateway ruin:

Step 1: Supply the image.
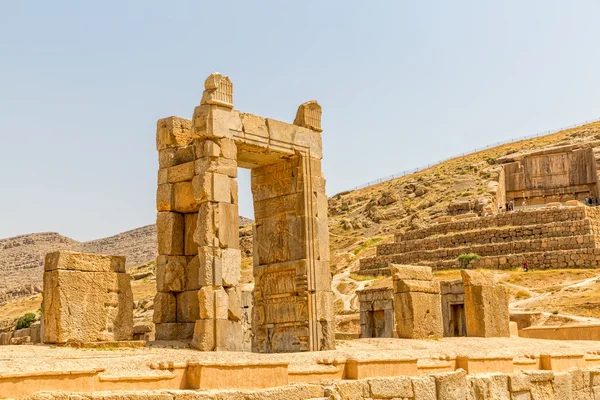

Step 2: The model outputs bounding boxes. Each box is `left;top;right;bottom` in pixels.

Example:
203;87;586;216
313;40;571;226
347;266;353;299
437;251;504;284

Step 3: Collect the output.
154;73;334;352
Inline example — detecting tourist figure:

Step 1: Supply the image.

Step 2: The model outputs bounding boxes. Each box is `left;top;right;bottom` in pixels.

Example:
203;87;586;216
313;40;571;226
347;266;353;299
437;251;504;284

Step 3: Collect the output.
509;200;514;211
523;261;529;272
505;202;509;212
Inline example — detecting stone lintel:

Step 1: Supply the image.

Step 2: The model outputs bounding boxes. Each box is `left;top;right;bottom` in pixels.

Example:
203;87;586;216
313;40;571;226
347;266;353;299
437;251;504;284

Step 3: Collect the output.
44;251;125;273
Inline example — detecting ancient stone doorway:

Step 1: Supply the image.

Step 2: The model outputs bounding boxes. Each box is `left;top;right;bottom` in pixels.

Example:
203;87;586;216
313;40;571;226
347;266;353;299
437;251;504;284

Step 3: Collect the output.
154;73;334;353
449;303;466;337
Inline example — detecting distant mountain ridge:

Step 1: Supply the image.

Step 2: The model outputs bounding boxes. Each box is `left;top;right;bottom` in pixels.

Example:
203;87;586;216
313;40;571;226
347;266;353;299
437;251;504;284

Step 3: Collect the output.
0;216;254;304
0;225;157;304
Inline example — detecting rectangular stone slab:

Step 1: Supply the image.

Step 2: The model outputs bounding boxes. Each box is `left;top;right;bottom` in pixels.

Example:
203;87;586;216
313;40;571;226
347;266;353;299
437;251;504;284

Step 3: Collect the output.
43;269;133;343
44;251;125;273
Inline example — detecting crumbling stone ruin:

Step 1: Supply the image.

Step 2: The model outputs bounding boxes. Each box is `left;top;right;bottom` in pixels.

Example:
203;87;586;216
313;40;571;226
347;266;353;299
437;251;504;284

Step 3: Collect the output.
154;73;333;352
42;251;133;343
498;144;600;207
360;206;600;272
357;287;395;338
440;280;466;337
461;269;510;338
359;265;507;340
390;265;443;339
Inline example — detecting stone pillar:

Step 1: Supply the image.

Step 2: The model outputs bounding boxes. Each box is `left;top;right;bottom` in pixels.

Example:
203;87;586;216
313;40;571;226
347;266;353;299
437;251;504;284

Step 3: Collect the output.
251;154;334;352
190;73;242;351
357;287;395;338
390;264;443;339
155;115;199;341
42;251;133;344
461;270;510;337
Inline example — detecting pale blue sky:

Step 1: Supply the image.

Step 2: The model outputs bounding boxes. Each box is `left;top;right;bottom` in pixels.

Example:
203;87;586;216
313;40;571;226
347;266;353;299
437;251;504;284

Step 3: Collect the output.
1;1;599;241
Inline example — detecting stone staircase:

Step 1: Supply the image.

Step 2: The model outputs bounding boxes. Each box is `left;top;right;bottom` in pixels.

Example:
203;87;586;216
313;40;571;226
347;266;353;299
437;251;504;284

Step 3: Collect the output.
359;206;600;274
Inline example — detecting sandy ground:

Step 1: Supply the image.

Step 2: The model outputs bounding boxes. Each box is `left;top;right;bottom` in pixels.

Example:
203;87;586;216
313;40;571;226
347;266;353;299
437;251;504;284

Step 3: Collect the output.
1;337;600;376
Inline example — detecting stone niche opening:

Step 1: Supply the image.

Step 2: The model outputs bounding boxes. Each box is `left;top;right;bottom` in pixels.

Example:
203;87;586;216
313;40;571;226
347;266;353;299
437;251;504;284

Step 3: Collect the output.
440;280;466;338
154;72;334;353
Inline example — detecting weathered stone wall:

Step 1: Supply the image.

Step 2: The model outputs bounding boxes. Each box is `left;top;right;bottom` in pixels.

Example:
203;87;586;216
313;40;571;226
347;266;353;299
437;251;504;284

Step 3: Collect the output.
360;206;600;273
462;270;510;338
22;369;600;400
391;265;443;339
42;251;133;344
503;146;599;205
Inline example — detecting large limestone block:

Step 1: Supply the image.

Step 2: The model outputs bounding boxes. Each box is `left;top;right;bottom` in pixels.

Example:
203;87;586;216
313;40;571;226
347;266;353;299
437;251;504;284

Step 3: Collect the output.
153;292;176;323
265;118;322;159
218;202;240;249
198;286;228;319
219;138;237;160
44;251;125;273
222;248;241;287
390;264;433;281
156;116;193;150
461;269;497;286
185;255;201;291
156;255;186;292
464;285;510;337
394;291;443;339
176;290;200;323
156;183;174;212
184;213;199;256
200;247;223;286
192;172;233;203
192;104;242;139
226;286;242;321
173;181;199;213
191;319;214;351
158;146;195;169
394;279;440;294
254;214;307;265
155;322;195;340
240;113;269;139
157;212;184;255
195;156;238;178
215;319;243;351
435;369;468;400
194;202;239;249
43;269;133;343
195;202;217;248
461;269;510;338
367;376;413;398
166;161;195;183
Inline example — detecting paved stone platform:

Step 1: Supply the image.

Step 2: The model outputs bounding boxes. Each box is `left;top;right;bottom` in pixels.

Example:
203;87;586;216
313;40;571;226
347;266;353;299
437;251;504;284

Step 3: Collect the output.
2;337;600;398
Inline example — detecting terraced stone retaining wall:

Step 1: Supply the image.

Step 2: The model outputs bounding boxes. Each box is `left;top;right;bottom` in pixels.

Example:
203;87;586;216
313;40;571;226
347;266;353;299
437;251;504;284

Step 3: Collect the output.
22;368;600;400
360;207;600;274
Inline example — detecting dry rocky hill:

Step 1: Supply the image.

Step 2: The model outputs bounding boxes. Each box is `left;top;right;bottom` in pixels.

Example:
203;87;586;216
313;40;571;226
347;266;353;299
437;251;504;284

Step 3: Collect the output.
2;120;600;329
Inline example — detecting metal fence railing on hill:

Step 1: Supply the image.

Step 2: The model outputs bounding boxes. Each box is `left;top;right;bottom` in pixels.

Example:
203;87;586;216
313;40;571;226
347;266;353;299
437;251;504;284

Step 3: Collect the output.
344;117;600;193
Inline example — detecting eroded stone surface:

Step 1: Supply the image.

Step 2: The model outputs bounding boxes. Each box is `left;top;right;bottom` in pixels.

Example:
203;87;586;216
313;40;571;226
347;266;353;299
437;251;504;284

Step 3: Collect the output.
43;251;133;344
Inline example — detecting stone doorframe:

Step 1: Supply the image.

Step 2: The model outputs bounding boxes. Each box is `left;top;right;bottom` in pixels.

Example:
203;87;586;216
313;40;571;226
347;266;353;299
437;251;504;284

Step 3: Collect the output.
154;73;334;353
